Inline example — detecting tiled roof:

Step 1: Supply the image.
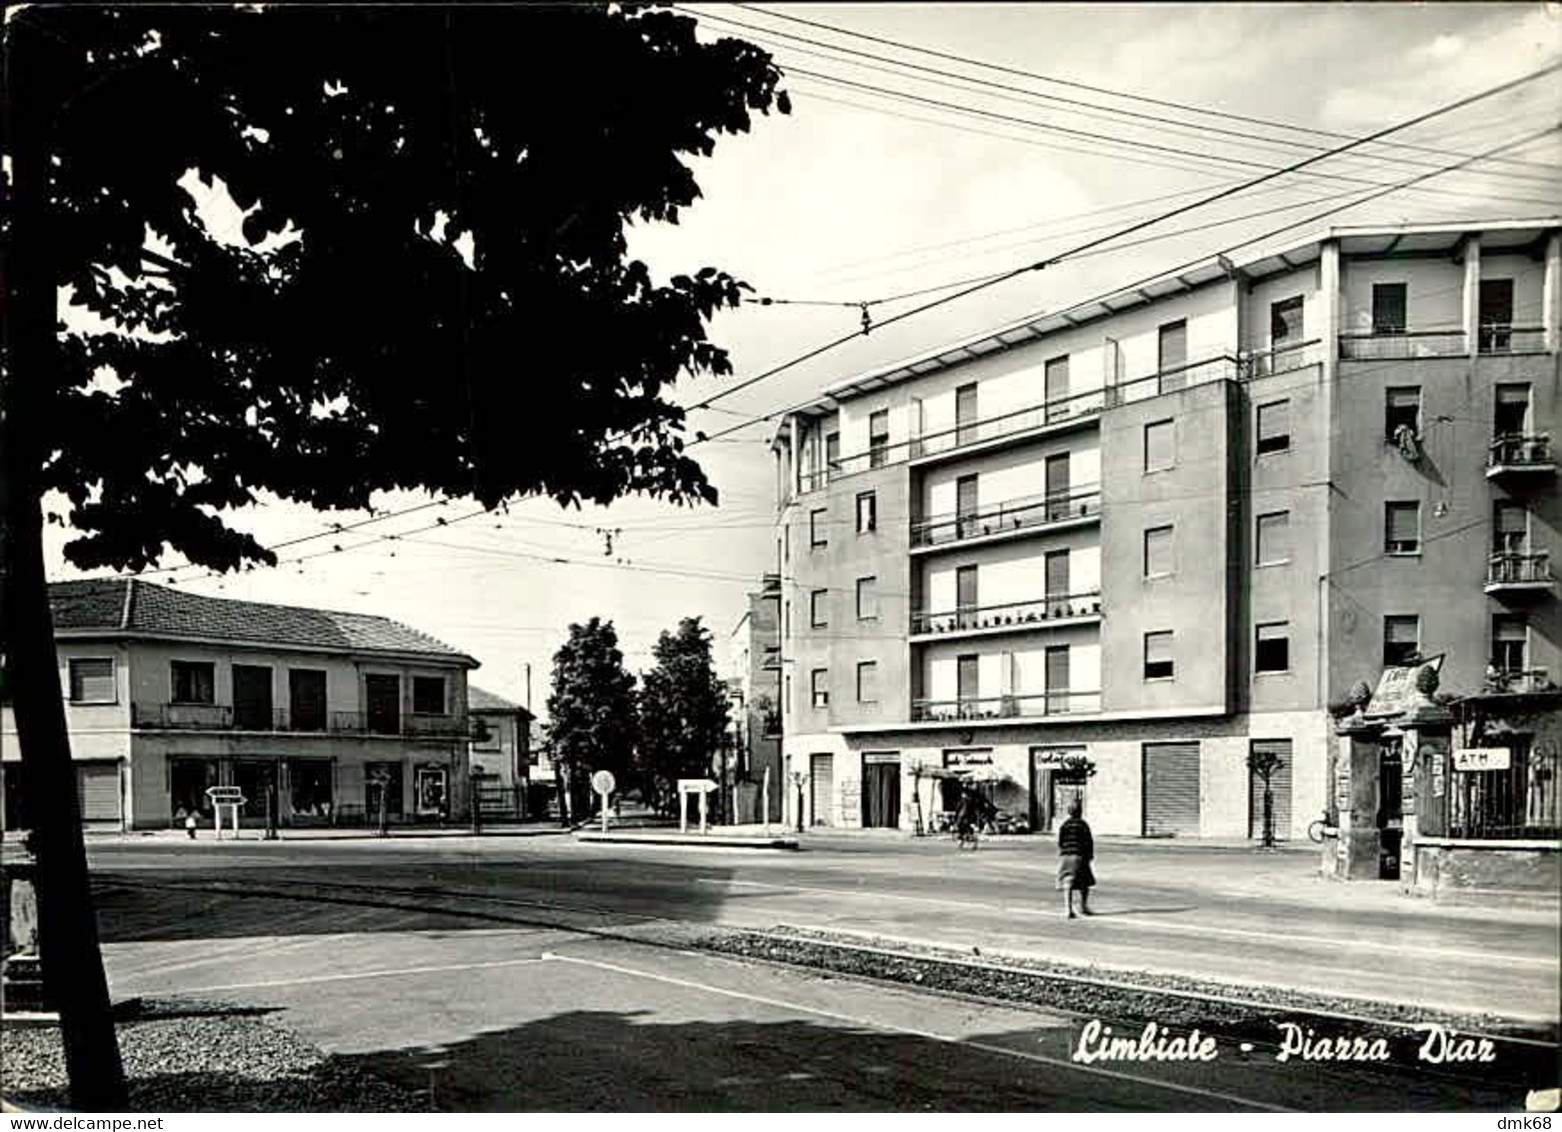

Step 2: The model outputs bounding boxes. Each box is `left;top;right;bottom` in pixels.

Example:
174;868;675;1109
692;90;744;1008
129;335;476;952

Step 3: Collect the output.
48;578;475;665
468;685;533;717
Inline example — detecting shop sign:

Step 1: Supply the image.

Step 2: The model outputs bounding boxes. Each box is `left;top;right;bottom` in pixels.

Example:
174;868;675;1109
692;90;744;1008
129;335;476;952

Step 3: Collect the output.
864;751;901;765
1034;747;1086;766
1454;748;1511;772
944;749;993;768
1364;654;1444;718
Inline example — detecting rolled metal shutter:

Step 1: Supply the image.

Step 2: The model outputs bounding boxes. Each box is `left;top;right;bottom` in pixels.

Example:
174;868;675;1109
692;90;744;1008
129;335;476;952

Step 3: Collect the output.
1143;742;1200;836
810;753;834;827
1248;740;1293;840
77;762;122;825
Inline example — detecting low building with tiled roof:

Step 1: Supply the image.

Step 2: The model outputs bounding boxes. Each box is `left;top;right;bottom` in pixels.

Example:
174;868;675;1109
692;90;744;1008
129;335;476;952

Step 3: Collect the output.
1;579;482;832
466;685;537;817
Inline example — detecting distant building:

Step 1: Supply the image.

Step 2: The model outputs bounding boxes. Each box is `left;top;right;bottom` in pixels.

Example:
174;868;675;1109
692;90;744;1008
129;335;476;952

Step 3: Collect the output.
1;579;479;830
727;574;783;821
467;686;534;819
769;218;1559;847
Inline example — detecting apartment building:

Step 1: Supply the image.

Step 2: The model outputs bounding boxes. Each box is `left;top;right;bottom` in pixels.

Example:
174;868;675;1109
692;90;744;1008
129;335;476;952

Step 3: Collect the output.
771;218;1560;842
727;575;784;822
0;578;480;830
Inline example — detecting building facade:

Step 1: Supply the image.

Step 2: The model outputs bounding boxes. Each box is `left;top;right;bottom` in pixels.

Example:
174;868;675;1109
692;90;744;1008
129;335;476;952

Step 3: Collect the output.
771;219;1560;843
467;685;534;817
1;579;480;831
727;575;784;822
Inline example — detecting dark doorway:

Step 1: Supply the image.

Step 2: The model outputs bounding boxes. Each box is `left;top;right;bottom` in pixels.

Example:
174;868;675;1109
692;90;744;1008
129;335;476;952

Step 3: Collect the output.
289;668;327;731
366;673;401;735
1479;278;1514;352
366;760;404;821
170;758;217;822
232;664;274;731
1030;747;1086;832
862;754;901;828
232;760;278;827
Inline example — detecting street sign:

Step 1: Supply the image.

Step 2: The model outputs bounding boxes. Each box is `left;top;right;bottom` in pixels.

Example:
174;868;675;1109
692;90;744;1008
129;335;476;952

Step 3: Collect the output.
1454;748;1511;772
591;770;617;796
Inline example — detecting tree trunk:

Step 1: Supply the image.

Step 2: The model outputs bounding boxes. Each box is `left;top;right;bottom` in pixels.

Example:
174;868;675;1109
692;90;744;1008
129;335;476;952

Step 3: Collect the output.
1;18;129;1108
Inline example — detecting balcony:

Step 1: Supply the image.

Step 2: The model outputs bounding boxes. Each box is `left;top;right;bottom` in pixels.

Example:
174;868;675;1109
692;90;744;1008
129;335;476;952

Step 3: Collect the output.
130;702;474;738
1339;329;1467;360
1484;552;1555;595
1486;435;1554;479
911;487;1100;551
1241;338;1324;379
911;690;1102;723
795;351;1258;494
1478;324;1547;355
1484;667;1556;696
910;592;1102;640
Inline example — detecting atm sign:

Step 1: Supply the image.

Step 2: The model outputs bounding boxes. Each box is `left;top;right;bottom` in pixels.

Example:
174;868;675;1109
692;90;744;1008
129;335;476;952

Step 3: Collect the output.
1453;748;1511;772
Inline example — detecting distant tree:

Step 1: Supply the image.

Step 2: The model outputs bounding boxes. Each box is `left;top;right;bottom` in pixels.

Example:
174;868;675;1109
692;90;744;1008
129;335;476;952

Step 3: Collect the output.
1;6;786;1105
547;619;639;815
638;617;729;813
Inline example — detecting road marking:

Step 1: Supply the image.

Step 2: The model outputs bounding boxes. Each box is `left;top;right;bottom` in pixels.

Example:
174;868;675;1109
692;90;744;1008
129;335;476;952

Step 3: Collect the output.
697;877;1554;967
113;928;365;985
542;950;1291;1112
157;955;553;995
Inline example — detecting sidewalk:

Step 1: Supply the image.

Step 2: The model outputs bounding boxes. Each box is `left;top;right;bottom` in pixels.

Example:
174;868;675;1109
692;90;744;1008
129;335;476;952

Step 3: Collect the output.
80;823;573;844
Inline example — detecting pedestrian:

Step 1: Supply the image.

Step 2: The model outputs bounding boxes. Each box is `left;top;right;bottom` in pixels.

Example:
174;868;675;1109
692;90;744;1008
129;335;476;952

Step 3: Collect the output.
184;812;198;840
1056;799;1095;918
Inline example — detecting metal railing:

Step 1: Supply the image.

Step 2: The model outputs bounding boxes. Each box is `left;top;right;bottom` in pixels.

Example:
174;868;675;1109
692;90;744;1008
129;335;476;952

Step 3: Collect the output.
132;702;234;730
1477;324;1546;354
910;591;1102;636
1486;552;1553;587
1484;667;1553;695
1448;739;1559;840
131;702;473;737
911;690;1102;722
797;350;1266;494
1241;338;1324;378
1488;435;1553;469
911;486;1101;548
1338;329;1467;359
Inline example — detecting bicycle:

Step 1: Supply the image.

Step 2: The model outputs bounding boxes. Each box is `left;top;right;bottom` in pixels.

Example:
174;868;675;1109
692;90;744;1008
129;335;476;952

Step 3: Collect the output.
955;822;980;850
1306;812;1335;843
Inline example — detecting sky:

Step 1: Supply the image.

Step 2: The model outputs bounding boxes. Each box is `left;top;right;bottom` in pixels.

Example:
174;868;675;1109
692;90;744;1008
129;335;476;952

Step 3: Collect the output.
46;2;1562;713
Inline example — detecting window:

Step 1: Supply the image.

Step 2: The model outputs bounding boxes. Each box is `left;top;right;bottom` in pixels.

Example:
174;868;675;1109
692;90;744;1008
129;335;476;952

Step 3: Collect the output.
1494;502;1528;553
412;675;445;715
1385;387;1420;441
68;658;115;704
171;661;216;705
1494;384;1531;437
856;576;878;621
1383;615;1421;667
1045;355;1070;422
810;589;828;629
1478;278;1514;352
856;661;879;704
1492;614;1528;673
1372;282;1407;335
1144;419;1175;473
809;508;827;548
825;431;840;474
1256;400;1290;455
784;600;791;638
811;668;829;709
956;474;979;536
957;654;979;706
1255;622;1290;673
955;383;978;443
1158;319;1188;388
1384;502;1421;555
1143;631;1174;680
1256;511;1290;565
856;491;877;534
1270;295;1304;345
869;410;889;468
1144;525;1174;578
289;669;327;732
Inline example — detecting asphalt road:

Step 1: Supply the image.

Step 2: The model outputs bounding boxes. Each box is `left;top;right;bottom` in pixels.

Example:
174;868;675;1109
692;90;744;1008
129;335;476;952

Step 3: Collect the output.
16;831;1551;1111
83;831;1560;1023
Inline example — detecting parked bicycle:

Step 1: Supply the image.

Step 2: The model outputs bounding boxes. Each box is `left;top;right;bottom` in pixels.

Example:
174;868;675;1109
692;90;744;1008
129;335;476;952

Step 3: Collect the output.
1306;810;1335;843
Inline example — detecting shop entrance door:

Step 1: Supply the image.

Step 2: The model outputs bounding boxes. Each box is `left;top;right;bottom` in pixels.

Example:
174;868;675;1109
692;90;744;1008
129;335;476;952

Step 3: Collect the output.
861;753;900;828
809;753;834;826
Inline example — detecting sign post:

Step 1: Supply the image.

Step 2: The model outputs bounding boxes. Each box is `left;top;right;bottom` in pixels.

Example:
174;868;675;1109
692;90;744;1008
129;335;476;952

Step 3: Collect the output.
591;769;616;834
762;767;771;835
677;778;717;833
204;786;246;840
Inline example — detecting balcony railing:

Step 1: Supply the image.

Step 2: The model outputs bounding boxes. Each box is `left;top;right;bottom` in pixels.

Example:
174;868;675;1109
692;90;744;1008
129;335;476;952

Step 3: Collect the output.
911;487;1101;548
1478;324;1546;355
1485;552;1554;590
910;591;1102;636
1241;338;1324;378
1484;667;1554;695
1487;435;1553;473
1339;330;1467;360
130;702;472;737
911;690;1102;722
796;350;1273;494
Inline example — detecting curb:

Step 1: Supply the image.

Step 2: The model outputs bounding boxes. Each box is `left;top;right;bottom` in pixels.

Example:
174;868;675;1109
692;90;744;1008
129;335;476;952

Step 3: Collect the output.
573;831;800;850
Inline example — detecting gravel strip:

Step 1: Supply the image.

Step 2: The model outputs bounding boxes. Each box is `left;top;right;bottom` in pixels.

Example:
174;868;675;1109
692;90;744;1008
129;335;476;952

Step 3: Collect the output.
684;925;1557;1045
1;999;423;1112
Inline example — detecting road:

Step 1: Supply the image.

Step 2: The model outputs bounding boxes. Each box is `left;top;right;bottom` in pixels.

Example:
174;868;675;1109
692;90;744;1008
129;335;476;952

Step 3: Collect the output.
19;831;1556;1110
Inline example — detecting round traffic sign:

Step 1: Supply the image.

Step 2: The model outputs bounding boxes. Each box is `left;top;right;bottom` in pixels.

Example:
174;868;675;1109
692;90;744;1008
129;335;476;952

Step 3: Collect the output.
591;769;617;796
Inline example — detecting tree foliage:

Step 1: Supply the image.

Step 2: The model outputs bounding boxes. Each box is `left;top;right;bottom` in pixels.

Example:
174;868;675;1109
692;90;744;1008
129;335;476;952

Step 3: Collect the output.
637;616;729;808
8;4;789;572
546;618;638;786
